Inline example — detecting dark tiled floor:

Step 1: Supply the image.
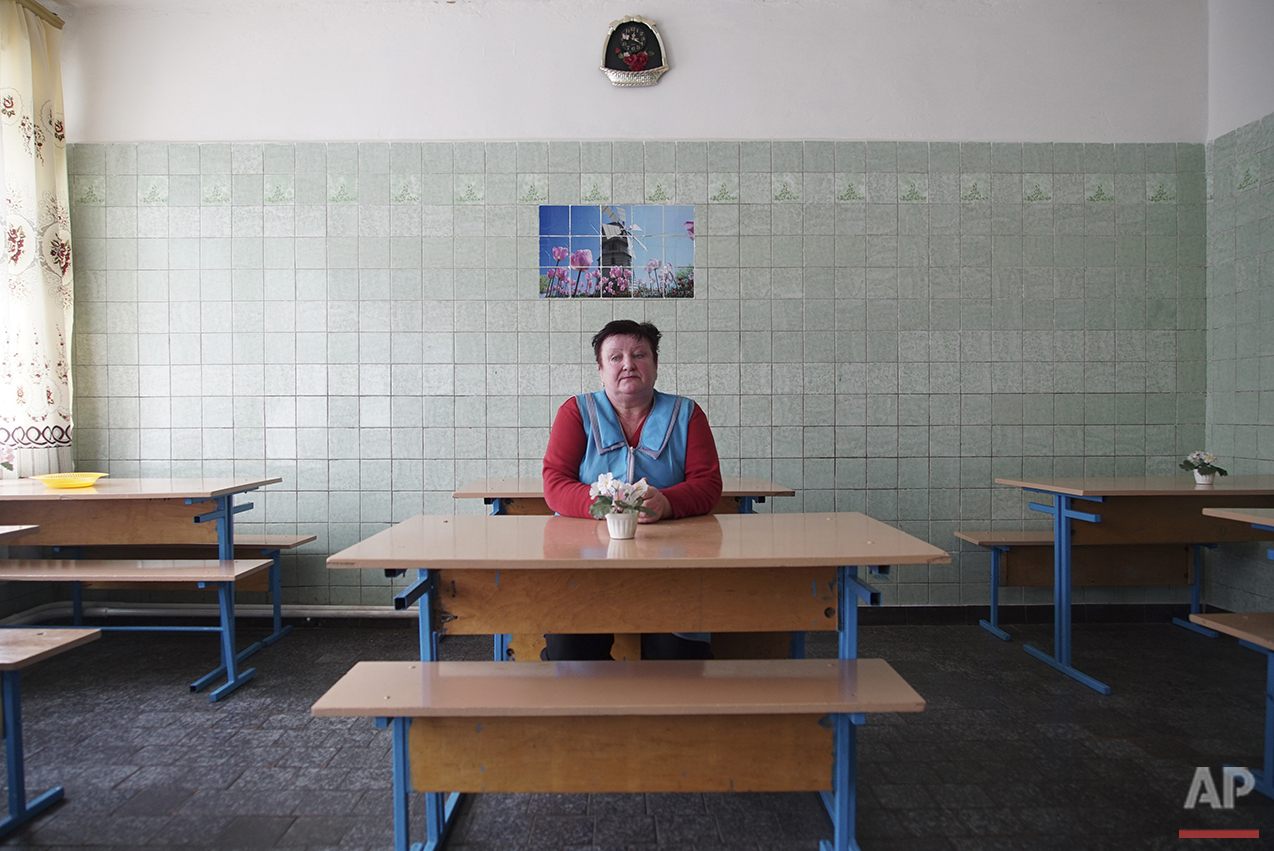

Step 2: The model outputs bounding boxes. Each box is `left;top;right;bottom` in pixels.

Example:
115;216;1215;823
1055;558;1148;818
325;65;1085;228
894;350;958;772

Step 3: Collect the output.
3;618;1274;849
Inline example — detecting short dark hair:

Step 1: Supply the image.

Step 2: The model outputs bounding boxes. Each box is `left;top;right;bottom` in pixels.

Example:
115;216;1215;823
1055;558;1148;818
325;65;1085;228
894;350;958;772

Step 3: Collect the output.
591;320;661;365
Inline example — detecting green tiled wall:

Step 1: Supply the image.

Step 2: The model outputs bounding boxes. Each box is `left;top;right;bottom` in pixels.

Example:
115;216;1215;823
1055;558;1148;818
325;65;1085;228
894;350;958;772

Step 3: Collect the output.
65;139;1207;608
1205;110;1274;611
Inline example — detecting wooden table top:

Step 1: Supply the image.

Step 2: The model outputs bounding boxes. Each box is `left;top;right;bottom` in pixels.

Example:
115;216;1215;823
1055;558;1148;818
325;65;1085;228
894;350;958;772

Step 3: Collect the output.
0;628;100;670
0;477;282;500
994;475;1274;498
328;512;951;571
453;477;796;500
0;558;272;582
311;658;926;718
0;524;39;542
1202;507;1274;529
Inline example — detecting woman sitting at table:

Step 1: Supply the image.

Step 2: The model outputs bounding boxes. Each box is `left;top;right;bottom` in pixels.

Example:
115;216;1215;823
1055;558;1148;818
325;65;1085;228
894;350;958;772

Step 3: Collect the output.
542;319;723;661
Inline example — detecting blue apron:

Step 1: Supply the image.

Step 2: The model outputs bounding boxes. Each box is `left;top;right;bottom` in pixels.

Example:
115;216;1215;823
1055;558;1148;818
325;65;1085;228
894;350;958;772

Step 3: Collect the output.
575;389;691;489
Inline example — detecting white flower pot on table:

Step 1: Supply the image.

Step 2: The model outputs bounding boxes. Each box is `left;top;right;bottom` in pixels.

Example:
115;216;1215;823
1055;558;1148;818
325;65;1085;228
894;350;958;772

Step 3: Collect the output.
606;512;638;539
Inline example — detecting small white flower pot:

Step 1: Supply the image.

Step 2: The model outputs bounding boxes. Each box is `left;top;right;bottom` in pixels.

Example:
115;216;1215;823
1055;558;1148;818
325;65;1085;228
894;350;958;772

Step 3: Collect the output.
606;511;638;540
1193;470;1214;486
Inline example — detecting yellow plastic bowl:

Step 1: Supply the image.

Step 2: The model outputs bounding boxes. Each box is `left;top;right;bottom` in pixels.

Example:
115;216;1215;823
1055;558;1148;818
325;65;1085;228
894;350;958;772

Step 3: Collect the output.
33;472;109;489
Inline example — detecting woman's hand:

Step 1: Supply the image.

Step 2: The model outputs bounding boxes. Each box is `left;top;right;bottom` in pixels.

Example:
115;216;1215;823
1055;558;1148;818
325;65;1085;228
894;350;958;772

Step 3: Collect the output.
639;487;672;523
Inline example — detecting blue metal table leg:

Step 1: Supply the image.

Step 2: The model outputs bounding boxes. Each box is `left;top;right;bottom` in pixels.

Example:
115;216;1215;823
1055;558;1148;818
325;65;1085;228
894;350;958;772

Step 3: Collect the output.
188;492;264;699
198;550;296;680
1022;493;1111;694
979;546;1011;641
487;501;514;662
190;581;256;701
1174;544;1219;638
839;566;858;661
1;670;64;838
493;633;512;661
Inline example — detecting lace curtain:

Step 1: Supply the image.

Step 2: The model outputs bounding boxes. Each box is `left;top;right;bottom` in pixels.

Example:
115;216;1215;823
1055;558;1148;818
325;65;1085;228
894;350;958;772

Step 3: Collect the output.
0;0;73;478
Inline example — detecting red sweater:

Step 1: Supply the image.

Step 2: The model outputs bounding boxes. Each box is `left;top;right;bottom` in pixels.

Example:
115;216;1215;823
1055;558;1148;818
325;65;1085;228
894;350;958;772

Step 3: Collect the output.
542;396;723;519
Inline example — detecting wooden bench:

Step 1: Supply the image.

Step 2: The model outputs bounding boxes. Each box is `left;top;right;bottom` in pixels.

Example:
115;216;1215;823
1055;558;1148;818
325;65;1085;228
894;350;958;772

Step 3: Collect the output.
0;628;100;837
58;533;313;651
955;530;1194;640
0;558;271;701
65;532;314;591
312;657;924;851
1189;612;1274;800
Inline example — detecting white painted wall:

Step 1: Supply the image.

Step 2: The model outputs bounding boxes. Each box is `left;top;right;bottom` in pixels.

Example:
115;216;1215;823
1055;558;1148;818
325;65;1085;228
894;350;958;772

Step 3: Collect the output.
1207;0;1274;140
56;0;1208;143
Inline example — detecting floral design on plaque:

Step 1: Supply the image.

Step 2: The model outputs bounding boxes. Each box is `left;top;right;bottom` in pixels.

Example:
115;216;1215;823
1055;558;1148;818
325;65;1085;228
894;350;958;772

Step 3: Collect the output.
600;16;669;87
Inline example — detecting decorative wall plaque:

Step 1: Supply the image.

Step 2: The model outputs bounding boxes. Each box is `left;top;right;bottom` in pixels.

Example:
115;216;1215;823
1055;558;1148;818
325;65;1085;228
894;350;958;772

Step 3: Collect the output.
600;16;668;87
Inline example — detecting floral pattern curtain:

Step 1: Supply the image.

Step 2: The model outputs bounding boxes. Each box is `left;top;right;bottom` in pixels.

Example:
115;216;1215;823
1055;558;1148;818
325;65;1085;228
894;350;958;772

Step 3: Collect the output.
0;1;73;478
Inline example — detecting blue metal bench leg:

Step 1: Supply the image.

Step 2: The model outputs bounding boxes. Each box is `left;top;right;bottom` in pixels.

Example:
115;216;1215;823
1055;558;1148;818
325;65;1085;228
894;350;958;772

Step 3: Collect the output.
1;670;64;838
260;549;294;648
819;712;864;851
979;546;1011;641
389;717;412;851
410;569;460;847
386;716;460;851
818;567;880;837
1173;544;1219;638
190;581;256;701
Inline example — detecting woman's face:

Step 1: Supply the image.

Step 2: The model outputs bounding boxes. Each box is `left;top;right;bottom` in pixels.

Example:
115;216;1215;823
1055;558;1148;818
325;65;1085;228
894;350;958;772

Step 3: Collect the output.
598;333;658;408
